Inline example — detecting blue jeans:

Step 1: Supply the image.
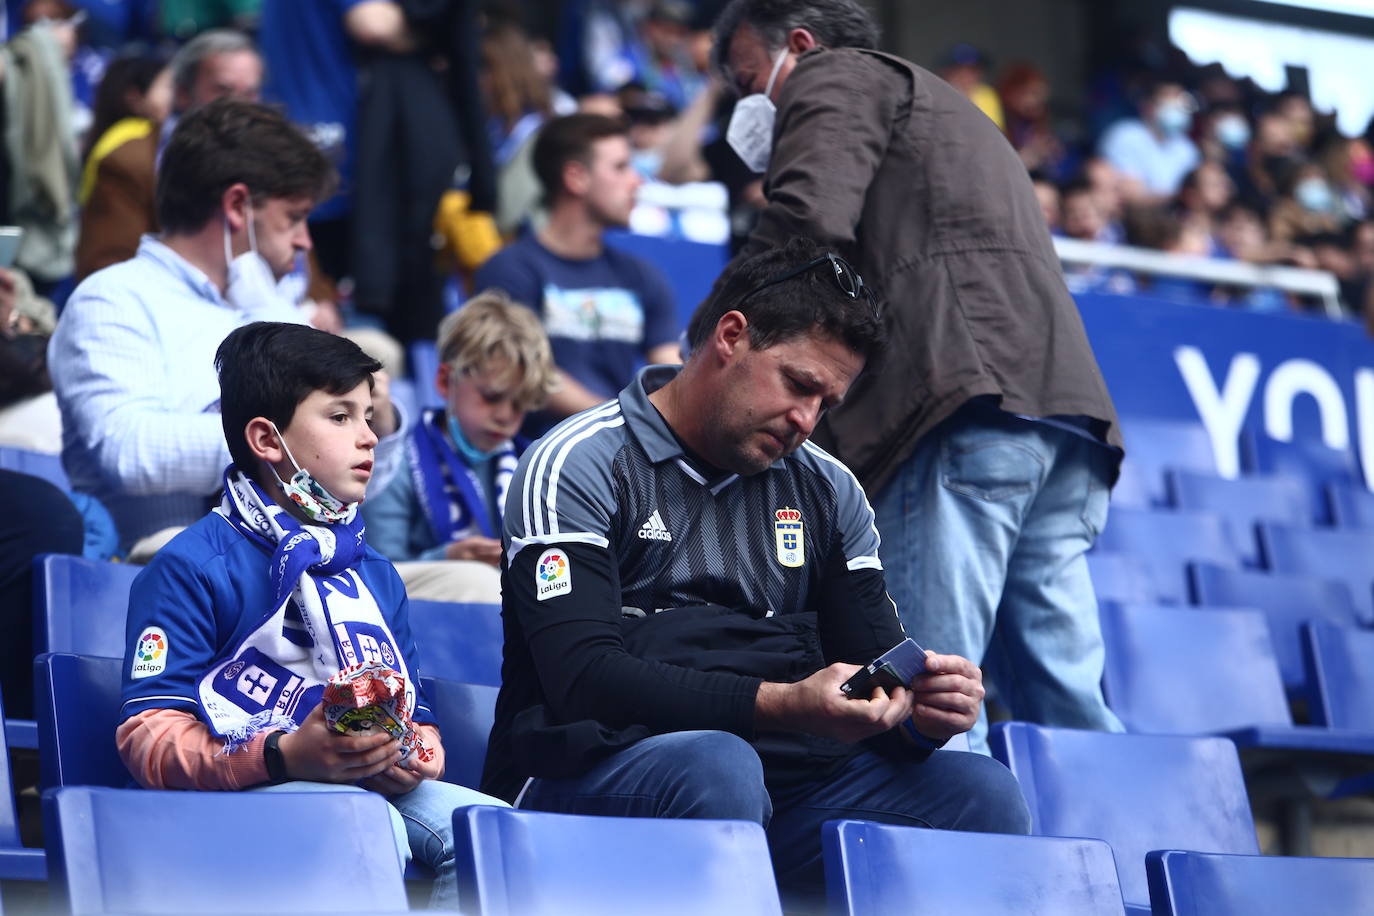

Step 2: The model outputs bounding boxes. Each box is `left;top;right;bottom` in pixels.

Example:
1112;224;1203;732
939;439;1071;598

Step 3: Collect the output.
521;731;1029;909
873;402;1123;754
256;779;507;908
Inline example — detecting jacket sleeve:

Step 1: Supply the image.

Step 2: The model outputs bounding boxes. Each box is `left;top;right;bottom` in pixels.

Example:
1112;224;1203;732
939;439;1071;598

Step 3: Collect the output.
75;146;154;281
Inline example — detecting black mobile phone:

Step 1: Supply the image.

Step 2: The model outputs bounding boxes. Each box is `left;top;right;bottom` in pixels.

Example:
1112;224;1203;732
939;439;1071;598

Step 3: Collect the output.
840;637;927;698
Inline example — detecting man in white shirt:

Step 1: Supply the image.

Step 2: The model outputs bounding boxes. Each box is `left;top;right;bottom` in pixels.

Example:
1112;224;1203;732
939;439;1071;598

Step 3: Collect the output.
1099;81;1201;202
50;98;398;556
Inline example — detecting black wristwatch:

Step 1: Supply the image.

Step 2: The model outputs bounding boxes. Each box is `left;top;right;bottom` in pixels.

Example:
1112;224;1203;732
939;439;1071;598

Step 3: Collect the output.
263;730;290;785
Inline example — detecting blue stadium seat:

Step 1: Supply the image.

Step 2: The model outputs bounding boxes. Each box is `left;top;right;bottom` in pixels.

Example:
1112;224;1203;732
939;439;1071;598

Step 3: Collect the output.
407;599;503;685
1167;470;1313;564
1304;622;1374;731
387;376;421;429
1088;553;1159;605
1146;850;1374;916
1095;508;1244;604
33;653;129;792
453;806;782;916
0;445;70;490
1115;417;1221;508
417;676;496;790
990;722;1258;913
407;340;445;410
1326;481;1374;529
0;683;46;881
32;553;138;658
1190;563;1360;692
43;786;412;915
605;231;727;332
1250;436;1362;525
1099;604;1374;757
822;820;1126;916
1257;523;1374;626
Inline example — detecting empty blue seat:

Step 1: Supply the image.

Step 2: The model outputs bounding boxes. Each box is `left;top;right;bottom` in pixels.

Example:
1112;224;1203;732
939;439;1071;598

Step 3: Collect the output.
990;722;1258;912
1115;417;1221;508
0;683;46;881
823;820;1125;916
0;445;70;490
1095;508;1244;604
1088;553;1158;605
1304;622;1374;731
1167;470;1313;563
44;786;412;915
1146;849;1374;916
453;806;781;916
417;676;496;790
32;553;139;658
407;599;503;685
1326;480;1374;529
1250;436;1362;525
1258;524;1374;626
33;653;129;792
407;340;445;410
1190;563;1360;692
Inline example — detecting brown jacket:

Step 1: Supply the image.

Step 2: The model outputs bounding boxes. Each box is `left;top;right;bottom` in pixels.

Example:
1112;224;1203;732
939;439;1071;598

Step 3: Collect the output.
730;48;1121;496
75;129;158;281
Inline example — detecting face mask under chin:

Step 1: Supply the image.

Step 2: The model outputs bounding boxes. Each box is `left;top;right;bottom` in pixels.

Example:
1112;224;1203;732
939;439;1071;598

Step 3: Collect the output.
268;422;356;524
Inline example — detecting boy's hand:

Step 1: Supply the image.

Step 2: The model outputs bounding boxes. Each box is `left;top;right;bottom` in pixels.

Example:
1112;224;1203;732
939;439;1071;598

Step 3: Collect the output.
360;762;425;797
445;535;502;565
276;703;399;783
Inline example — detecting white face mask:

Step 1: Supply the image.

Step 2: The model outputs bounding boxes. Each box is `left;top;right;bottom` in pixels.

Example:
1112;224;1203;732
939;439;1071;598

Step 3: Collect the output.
223;201;294;313
726;47;790;173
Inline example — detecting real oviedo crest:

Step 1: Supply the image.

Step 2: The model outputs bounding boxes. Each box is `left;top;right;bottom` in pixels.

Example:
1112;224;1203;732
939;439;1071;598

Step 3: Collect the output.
774;507;805;568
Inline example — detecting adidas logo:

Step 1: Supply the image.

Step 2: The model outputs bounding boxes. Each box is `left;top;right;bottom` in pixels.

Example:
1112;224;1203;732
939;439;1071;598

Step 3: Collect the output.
637;509;673;541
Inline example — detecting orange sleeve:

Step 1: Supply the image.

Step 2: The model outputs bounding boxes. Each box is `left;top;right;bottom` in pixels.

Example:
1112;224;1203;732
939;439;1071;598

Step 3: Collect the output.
116;708;270;791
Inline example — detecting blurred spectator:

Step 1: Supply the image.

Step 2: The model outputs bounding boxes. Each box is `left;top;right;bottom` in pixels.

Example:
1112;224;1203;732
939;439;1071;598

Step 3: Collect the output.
1269;160;1344;245
1275;90;1317;154
1196;102;1251;170
1123;202;1212;303
1174;162;1234;255
1061;180;1105;242
1031;175;1061;234
998;62;1071;180
158;0;261;39
1240;110;1301;210
937;42;1004;130
475;113;679;433
637;0;705;111
1082;157;1130;243
79;54;169;166
1319;135;1372;223
482;19;557;236
0;265;60;451
75;29;260;281
25;0;108;140
1098;80;1200;201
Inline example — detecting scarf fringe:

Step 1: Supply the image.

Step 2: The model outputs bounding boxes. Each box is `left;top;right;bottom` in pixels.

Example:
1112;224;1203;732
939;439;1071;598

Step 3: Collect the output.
217;711;300;755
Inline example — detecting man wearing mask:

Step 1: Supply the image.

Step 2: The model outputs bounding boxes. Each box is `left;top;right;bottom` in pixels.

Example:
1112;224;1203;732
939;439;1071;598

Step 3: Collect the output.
1099;80;1202;202
50;99;399;559
709;0;1124;754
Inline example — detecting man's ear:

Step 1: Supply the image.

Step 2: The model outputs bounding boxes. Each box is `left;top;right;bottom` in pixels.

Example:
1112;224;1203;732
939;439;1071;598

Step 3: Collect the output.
562;158;591;197
712;310;750;361
244;416;286;464
220;182;252;234
787;28;818;53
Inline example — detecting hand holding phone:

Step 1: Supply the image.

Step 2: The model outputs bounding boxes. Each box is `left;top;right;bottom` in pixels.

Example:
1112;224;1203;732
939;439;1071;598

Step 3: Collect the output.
840;637;927;698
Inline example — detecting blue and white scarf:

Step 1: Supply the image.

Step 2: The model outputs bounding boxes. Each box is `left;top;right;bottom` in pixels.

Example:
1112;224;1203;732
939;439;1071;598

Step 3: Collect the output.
200;468;414;750
406;408;519;545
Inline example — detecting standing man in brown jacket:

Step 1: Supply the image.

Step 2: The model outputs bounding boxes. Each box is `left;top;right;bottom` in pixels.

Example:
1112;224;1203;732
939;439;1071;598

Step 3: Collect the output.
706;0;1125;753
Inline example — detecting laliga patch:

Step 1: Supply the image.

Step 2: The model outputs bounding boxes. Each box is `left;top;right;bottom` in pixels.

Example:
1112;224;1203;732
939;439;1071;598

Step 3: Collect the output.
535;548;572;601
774;507;805;568
131;626;169;679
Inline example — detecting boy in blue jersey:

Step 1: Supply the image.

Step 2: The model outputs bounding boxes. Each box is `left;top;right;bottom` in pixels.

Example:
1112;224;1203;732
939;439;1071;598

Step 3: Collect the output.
117;321;504;907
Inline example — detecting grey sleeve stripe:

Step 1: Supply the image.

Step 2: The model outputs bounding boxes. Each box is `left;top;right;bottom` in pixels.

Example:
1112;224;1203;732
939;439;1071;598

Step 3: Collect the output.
848;556;884;571
544;415;626;538
801;440;884;551
519;402;623;539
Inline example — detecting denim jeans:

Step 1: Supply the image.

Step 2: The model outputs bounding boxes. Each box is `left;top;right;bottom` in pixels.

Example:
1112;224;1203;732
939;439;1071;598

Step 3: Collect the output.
256;778;507;908
873;402;1123;754
521;730;1029;910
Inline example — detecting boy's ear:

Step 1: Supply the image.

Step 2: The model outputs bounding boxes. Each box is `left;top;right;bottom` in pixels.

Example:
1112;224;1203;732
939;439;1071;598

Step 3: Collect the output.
244;416;286;464
436;362;453;401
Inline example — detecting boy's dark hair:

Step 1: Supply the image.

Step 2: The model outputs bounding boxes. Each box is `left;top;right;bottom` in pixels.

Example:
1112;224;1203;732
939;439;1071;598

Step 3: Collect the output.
215;322;381;472
157;98;336;235
711;0;880;77
532;113;628;205
686;237;884;364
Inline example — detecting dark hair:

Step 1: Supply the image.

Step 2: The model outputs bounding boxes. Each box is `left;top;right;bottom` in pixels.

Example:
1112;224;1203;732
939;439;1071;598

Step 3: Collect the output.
83;54;166;162
687;237;884;364
711;0;879;75
215;322;380;472
532;113;628;203
156;98;336;235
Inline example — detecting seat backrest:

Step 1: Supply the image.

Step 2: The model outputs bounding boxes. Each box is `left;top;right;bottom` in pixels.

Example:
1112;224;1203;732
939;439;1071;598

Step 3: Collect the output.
1088;552;1161;605
453;806;782;916
407;599;503;686
1326;481;1374;530
44;786;409;915
0;683;26;848
1116;417;1221;509
1146;850;1374;916
1167;470;1313;564
823;820;1126;916
1094;508;1243;604
1303;621;1374;731
1250;436;1361;525
417;676;497;790
0;446;70;490
1190;563;1359;692
1099;603;1291;734
34;653;129;791
990;722;1258;909
407;340;445;410
1257;523;1374;626
32;554;139;658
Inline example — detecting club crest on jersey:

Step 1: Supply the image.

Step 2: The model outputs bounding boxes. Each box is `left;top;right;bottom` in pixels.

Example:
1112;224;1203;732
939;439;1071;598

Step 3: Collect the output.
536;548;572;600
774;507;805;568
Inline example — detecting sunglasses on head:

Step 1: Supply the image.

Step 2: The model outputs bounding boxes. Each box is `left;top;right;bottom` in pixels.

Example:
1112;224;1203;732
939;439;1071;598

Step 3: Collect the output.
737;252;878;315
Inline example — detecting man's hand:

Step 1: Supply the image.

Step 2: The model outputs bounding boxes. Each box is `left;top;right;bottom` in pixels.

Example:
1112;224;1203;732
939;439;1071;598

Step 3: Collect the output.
370;369;398;438
907;651;985;743
445;535;503;566
276;703;400;784
756;662;914;744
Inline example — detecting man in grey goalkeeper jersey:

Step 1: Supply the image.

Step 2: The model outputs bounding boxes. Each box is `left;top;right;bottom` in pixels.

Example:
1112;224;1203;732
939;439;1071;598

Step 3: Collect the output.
484;238;1029;906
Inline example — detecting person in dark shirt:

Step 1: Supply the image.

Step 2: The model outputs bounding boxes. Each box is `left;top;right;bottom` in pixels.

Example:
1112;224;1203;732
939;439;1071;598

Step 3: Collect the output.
485;238;1029;908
